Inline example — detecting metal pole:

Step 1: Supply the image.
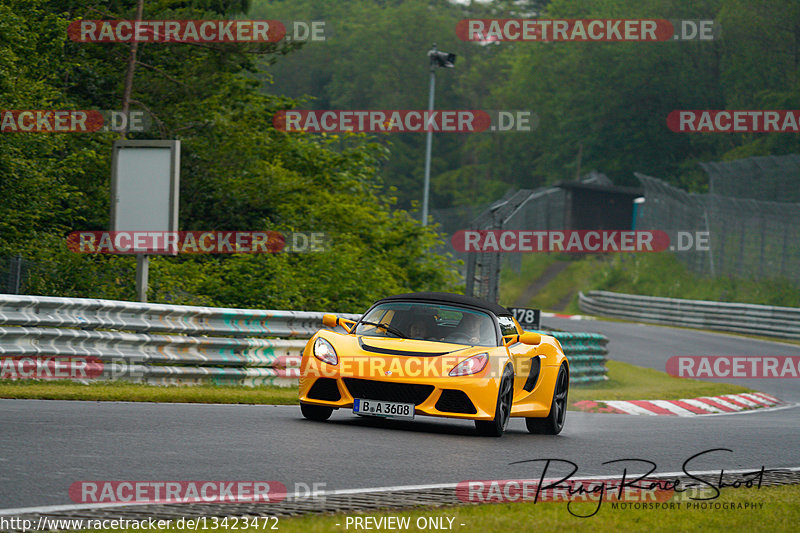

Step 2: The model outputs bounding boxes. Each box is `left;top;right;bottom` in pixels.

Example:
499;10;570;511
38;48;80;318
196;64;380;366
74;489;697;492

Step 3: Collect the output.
465;249;476;297
421;47;436;227
119;0;145;140
136;254;149;302
8;255;22;294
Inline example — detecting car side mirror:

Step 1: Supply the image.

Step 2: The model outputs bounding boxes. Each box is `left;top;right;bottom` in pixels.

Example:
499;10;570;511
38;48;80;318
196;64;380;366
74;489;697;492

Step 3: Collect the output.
519;332;542;345
322;314;339;329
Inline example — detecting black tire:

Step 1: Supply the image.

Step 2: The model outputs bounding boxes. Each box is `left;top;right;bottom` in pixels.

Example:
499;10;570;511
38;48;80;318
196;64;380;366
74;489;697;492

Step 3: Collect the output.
475;365;514;437
526;363;568;435
300;402;333;421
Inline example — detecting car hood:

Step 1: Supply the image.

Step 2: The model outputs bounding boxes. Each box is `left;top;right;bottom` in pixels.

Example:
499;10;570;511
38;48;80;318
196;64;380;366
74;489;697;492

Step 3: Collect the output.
356;336;471;356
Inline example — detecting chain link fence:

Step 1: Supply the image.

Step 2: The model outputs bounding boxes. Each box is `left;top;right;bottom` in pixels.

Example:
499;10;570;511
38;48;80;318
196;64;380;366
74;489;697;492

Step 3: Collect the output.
430;201;494;266
635;173;800;283
701;154;800;202
0;255;32;295
433;188;567;302
432;175;613;302
0;254;215;304
434;161;800;302
499;187;567;277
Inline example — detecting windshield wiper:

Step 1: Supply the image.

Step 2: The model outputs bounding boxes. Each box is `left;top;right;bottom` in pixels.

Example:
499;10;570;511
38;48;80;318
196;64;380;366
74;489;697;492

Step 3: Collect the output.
358;320;407;339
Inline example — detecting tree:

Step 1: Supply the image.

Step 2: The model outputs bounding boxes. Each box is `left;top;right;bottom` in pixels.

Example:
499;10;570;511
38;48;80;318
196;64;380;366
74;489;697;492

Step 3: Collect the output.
0;0;460;310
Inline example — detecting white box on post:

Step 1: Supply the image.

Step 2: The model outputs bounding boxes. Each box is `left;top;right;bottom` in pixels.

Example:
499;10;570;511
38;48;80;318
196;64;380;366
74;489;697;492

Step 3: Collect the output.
110;140;180;302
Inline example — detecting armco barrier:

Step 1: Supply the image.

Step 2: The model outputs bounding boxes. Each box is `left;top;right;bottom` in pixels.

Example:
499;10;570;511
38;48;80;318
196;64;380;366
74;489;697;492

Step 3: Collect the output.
579;290;800;340
0;295;608;386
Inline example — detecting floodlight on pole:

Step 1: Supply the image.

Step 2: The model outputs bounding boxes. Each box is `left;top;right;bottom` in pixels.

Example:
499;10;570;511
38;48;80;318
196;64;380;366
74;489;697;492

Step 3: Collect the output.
421;43;456;227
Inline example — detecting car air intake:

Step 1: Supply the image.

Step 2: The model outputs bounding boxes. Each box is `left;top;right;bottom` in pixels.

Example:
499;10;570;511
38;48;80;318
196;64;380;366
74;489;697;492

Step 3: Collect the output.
523;357;541;392
342;378;434;405
359;338;453;357
307;378;342;401
435;389;477;414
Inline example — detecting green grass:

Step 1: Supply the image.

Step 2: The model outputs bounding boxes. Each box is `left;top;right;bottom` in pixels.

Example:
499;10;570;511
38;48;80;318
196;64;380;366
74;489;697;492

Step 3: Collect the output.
498;254;558;304
568;360;752;407
0;359;751;408
85;484;800;532
528;256;604;314
500;254;608;313
501;252;800;312
0;380;299;404
262;484;800;533
595;254;800;307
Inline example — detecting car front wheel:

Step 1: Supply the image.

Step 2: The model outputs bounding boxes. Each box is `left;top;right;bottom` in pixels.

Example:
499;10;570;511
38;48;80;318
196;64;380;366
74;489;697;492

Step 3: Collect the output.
301;402;334;421
475;365;514;437
526;363;568;435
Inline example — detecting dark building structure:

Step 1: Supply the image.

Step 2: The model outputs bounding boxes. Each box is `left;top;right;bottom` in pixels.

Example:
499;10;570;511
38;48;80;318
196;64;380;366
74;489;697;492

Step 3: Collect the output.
557;180;643;230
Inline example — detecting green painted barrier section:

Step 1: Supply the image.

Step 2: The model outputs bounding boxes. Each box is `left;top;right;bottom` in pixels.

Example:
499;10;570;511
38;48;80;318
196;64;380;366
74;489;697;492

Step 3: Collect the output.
543;331;609;385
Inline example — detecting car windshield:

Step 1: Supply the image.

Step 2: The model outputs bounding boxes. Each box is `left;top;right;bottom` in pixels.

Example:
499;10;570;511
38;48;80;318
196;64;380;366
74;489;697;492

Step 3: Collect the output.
355;302;497;347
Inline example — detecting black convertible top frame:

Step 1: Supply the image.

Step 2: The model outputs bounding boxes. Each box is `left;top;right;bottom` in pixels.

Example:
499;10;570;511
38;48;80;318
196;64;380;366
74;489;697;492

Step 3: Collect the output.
374;292;511;317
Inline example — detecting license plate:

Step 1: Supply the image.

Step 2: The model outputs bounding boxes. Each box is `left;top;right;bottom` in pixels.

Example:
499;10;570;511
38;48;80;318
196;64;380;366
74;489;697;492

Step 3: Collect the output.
353;398;415;420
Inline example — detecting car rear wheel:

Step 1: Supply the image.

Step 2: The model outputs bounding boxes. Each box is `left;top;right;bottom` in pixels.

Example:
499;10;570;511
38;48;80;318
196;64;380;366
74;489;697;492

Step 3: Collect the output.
475;365;514;437
301;402;334;421
526;364;568;435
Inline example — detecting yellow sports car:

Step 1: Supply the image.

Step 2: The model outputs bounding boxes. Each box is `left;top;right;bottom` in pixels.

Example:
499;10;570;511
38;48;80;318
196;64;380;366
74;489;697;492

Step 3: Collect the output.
299;292;569;436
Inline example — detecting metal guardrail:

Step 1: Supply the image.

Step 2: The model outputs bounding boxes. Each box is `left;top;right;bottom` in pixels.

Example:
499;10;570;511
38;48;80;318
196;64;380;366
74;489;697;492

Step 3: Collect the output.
0;295;608;386
0;326;309;386
0;294;359;337
579;290;800;340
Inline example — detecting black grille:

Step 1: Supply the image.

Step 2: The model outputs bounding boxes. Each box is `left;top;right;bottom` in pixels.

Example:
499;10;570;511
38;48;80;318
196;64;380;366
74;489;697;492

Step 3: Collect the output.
435;389;477;414
359;338;452;357
523;357;541;392
307;378;341;401
343;378;434;405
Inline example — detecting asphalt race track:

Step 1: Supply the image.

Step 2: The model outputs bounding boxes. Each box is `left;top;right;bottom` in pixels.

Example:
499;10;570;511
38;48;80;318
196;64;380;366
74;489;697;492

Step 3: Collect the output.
1;319;798;513
545;317;800;402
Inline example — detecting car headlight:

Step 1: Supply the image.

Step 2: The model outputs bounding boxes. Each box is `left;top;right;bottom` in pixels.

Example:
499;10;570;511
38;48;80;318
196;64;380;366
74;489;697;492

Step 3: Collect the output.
449;353;488;376
313;337;338;365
